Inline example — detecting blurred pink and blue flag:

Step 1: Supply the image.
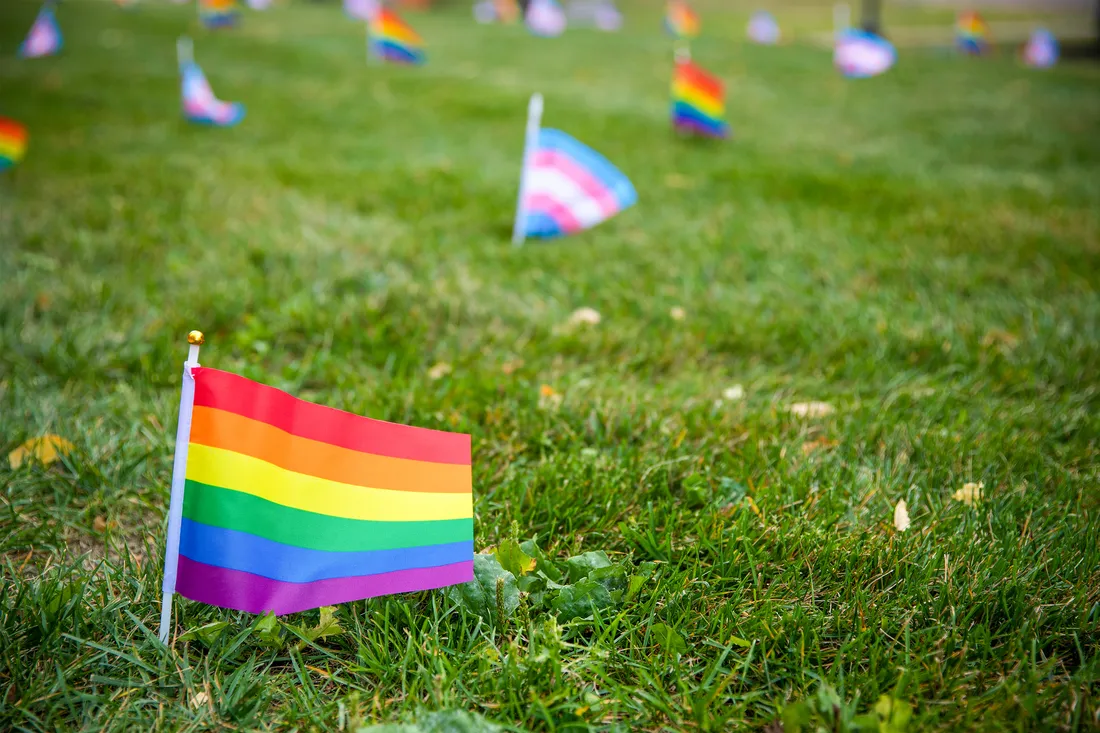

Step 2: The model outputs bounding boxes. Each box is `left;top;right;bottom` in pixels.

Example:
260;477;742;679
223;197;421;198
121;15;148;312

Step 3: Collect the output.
526;0;566;37
1023;28;1057;68
514;96;635;242
179;40;244;127
834;29;895;78
345;0;379;21
19;4;62;59
746;10;779;45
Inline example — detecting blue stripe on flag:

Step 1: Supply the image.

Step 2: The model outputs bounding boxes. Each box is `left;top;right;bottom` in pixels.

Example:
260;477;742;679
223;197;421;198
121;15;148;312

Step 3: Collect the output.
536;128;637;210
672;102;729;137
524;212;566;238
372;40;425;65
179;518;473;583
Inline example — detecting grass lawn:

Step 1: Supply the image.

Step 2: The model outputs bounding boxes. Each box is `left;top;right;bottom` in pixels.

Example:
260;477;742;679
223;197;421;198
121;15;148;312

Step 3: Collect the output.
2;0;1099;730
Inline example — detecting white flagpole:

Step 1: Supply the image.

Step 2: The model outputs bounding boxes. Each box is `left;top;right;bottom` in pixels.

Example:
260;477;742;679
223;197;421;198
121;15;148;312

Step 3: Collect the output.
834;3;850;37
177;36;193;66
511;92;543;247
158;330;203;645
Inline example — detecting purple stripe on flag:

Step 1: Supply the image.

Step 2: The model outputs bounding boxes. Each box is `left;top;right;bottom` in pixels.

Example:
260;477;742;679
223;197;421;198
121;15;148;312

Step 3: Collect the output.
175;556;473;615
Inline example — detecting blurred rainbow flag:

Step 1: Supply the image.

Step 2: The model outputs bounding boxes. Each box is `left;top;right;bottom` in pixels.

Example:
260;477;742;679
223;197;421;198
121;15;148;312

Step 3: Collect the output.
162;366;474;617
664;0;698;39
955;11;990;55
671;59;728;139
369;8;425;65
199;0;239;29
0;118;28;172
19;3;62;59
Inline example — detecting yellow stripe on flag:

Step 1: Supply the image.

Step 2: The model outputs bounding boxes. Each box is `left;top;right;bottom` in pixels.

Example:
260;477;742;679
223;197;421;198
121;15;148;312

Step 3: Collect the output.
185;443;473;522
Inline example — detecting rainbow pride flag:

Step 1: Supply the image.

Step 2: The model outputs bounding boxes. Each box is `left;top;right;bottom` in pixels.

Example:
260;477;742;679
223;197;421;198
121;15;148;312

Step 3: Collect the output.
955;11;990;55
369;8;425;65
199;0;239;29
671;60;728;139
0;118;28;172
664;0;699;39
168;368;473;616
19;4;62;59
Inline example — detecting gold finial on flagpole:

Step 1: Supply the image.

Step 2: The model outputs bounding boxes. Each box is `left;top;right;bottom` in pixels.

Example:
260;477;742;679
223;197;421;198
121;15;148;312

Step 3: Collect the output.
187;330;205;345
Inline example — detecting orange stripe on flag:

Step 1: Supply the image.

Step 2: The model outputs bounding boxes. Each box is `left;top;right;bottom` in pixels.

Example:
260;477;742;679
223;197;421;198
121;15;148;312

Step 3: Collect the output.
189;406;472;494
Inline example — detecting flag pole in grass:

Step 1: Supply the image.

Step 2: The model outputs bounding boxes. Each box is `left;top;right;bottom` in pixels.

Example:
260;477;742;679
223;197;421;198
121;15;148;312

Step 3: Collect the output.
158;330;204;645
512;92;544;246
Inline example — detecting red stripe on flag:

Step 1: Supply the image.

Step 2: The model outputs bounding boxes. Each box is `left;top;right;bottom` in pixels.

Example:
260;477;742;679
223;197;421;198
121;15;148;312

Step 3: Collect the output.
675;62;723;100
191;367;471;465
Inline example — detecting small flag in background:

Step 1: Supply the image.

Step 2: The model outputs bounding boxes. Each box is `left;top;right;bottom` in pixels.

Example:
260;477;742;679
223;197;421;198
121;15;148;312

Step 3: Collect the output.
179;38;245;127
834;28;895;78
1023;28;1058;68
513;94;636;243
474;0;519;24
0;118;28;172
167;367;474;616
747;10;779;45
526;0;567;37
199;0;239;29
566;0;621;32
345;0;379;21
246;0;272;10
664;0;699;39
19;3;62;59
369;8;425;65
671;58;729;139
955;11;990;55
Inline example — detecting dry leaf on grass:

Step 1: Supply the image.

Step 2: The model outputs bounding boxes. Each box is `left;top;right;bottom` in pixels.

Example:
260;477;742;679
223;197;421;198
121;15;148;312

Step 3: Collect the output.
788;401;835;418
953;482;984;505
8;435;74;469
501;359;524;375
538;384;563;410
801;437;838;455
669;306;686;321
723;385;745;401
427;362;452;380
188;691;209;709
893;499;911;532
568;307;602;326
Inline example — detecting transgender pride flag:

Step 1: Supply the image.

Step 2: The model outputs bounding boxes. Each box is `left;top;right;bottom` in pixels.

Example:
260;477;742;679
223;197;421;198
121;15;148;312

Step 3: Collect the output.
179;38;244;127
158;336;473;640
19;3;62;59
513;94;636;243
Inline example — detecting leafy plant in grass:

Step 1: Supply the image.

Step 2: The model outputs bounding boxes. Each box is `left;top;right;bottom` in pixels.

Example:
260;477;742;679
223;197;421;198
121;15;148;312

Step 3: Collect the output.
782;685;912;733
446;537;657;626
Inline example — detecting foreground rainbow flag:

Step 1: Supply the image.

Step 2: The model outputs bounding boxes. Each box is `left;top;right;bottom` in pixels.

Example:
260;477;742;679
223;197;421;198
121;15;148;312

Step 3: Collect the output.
664;0;698;39
671;59;728;139
369;8;425;64
0;118;28;172
159;357;473;630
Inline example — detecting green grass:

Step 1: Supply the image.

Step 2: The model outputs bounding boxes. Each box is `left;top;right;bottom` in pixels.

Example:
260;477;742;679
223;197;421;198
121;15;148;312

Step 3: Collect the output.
2;0;1099;730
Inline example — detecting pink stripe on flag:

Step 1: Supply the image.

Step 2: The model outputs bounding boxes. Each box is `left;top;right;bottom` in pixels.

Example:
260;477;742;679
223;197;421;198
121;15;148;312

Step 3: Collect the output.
532;150;618;216
525;193;582;233
175;556;474;615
